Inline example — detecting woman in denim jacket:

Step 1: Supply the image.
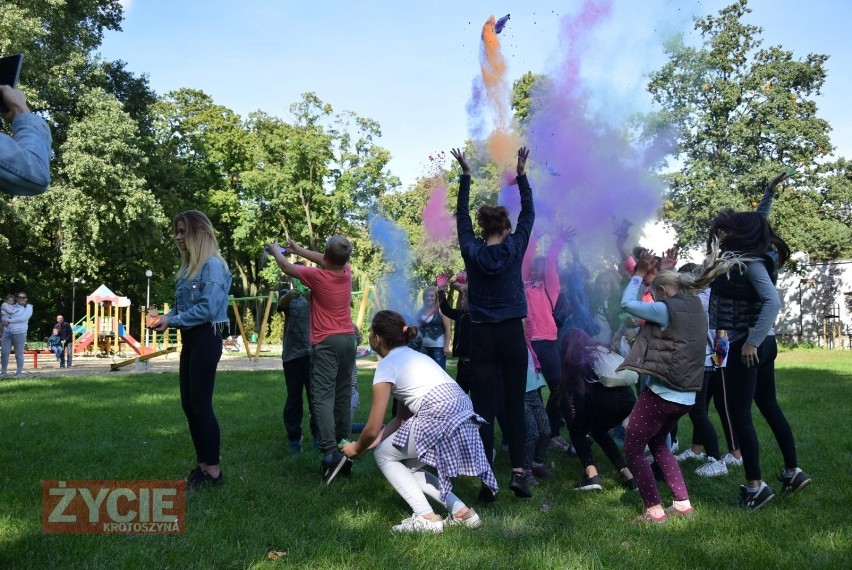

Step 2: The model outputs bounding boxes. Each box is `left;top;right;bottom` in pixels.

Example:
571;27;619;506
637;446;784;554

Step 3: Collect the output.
152;210;232;488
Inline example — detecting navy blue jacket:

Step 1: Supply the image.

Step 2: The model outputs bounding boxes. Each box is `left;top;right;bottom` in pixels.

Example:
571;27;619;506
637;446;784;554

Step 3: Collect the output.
456;174;534;322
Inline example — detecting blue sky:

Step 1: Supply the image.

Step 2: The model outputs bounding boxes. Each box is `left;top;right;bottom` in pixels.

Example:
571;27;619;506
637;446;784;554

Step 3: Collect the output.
101;1;851;190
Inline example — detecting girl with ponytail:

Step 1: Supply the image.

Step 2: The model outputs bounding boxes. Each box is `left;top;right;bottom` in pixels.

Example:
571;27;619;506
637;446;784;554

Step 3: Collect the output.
618;244;744;523
341;310;497;533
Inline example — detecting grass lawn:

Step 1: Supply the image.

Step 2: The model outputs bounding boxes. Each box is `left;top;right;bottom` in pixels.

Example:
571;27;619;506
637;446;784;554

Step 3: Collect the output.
1;348;850;569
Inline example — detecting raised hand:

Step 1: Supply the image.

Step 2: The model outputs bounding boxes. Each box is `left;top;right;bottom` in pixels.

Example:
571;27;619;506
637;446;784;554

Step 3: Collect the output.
563;225;578;242
517;147;530;176
768;169;790;192
660;247;679;271
286;238;300;253
436;274;449;290
450;148;470;175
635;250;658;277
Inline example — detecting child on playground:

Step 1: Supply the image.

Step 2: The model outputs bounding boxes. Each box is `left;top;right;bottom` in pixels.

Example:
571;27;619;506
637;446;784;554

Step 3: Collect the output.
265;236;357;484
48;327;63;363
341;310;497;533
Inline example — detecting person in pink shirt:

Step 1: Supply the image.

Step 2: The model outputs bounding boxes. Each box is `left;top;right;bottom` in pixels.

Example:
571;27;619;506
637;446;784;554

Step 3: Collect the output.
266;236;357;484
522;232;571;451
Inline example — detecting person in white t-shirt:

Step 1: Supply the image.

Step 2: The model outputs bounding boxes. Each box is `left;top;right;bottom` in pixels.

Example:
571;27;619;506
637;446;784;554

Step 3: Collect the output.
340;310;497;533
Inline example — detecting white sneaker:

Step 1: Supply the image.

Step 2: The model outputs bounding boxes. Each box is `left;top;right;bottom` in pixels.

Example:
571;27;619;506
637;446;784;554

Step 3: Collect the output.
444;508;482;529
696;458;728;477
722;453;743;467
676;449;706;462
670;439;680;454
392;514;444;534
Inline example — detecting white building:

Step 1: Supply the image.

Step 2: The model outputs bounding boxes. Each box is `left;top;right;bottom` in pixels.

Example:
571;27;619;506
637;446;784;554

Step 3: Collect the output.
776;258;852;349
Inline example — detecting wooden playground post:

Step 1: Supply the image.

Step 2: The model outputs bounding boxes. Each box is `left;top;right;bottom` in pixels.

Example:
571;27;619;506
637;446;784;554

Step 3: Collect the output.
230;296;252;357
113;303;120;355
355;285;373;330
253;291;276;361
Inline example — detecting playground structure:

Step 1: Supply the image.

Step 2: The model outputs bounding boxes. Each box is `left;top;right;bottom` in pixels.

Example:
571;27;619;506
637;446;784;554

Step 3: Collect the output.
73;284;181;361
69;283;382;369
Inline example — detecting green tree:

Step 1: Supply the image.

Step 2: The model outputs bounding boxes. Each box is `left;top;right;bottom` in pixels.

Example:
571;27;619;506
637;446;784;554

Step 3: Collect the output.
647;0;851;259
511;71;553;129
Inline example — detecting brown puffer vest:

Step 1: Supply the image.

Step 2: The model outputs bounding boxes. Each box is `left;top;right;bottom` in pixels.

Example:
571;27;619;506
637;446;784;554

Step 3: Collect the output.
617;293;707;392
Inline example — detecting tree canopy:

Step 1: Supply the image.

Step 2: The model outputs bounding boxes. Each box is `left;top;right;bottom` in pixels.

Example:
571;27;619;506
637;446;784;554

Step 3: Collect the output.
647;0;851;260
2;0;850;337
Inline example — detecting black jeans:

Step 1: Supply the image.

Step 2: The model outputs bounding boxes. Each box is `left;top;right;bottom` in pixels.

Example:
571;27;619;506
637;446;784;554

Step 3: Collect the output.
469;318;528;470
179;325;223;466
569;384;635;471
531;339;569;437
283;355;317;443
687;370;738;458
724;336;797;481
455;358;474;394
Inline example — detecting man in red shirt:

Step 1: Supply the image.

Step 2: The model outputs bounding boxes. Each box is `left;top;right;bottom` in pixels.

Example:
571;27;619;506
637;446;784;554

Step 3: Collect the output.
267;236;357;484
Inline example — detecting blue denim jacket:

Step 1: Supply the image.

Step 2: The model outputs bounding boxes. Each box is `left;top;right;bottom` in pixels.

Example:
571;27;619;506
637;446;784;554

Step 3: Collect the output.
166;256;232;328
0;113;52;196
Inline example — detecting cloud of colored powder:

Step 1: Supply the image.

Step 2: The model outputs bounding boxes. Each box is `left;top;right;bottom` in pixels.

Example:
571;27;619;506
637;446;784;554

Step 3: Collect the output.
470;1;698;262
367;214;417;323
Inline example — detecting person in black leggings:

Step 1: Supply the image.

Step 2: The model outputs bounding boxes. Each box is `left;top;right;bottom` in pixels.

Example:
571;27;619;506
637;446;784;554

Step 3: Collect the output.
452;146;534;501
153;210;233;489
559;328;636;491
707;171;811;509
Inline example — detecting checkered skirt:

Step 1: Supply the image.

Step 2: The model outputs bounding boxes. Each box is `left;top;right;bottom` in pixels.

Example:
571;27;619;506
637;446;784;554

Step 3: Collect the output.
392;382;498;501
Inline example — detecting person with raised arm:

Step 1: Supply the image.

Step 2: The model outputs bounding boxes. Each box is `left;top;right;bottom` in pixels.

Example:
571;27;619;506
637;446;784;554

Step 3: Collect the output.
522;230;574;457
266;236;357;484
618;247;743;523
707;169;811;510
451;146;535;501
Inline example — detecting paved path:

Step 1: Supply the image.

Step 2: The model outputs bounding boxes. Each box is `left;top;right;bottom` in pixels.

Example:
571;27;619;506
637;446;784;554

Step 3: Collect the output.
8;346;377;378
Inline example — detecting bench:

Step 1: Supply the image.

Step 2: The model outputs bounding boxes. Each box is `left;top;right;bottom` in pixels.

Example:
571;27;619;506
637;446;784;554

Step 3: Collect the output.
22;349;55;369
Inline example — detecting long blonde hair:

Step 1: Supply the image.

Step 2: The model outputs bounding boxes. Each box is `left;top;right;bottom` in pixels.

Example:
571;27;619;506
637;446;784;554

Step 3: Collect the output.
173;210;227;279
651;238;749;296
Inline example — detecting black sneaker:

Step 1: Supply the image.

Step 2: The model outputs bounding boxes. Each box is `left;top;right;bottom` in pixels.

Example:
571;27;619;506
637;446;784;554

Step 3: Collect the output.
509;471;533;499
321;451;351;485
188;471;224;490
574;474;603;491
478;484;496;503
185;466;203;484
779;468;811;494
739;483;774;510
623;478;638;492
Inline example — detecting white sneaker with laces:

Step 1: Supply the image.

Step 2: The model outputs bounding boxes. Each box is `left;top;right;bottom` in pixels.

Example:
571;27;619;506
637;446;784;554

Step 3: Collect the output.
696;457;728;477
444;508;482;529
392;514;444;534
722;453;743;467
676;449;706;462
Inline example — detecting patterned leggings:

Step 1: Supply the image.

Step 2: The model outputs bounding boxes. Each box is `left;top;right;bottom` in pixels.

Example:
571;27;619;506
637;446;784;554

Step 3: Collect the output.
523;389;550;470
624;389;692;508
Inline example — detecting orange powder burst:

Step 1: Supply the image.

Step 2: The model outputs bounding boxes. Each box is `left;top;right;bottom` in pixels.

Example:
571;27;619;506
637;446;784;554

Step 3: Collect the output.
480;16;510;131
